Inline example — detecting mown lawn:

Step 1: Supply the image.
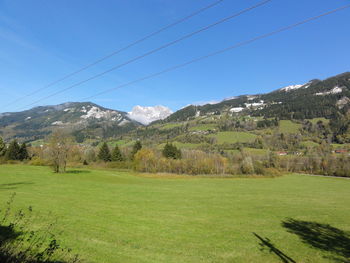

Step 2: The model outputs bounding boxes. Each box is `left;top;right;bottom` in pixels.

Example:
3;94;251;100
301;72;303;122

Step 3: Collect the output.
0;165;349;263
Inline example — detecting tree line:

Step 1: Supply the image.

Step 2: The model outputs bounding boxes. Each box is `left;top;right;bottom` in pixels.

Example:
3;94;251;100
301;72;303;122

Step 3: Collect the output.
0;138;29;161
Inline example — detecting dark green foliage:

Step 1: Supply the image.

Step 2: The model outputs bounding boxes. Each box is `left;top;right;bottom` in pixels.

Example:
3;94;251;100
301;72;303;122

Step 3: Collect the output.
72;131;85;143
257;118;278;128
0;137;5;157
329;113;350;143
130;141;142;160
111;145;124;162
162;143;182;159
18;143;29;161
5;140;20;161
97;142;111;162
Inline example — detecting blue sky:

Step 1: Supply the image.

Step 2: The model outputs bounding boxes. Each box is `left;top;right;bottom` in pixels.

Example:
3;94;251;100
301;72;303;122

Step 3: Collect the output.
0;0;349;113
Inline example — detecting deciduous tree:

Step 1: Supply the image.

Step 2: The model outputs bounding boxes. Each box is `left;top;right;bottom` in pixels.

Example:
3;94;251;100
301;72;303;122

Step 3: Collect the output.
48;130;73;173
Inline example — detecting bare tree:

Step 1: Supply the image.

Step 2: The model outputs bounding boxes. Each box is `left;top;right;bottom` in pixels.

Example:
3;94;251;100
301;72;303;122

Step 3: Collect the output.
47;130;73;173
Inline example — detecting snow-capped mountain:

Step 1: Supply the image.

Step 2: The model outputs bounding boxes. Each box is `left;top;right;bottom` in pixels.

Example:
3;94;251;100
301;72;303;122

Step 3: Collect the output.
0;102;141;141
127;105;173;125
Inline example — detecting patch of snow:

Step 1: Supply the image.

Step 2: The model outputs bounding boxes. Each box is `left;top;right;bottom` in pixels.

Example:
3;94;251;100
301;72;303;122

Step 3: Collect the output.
223;96;238;101
80;106;87;113
245;100;265;108
52;121;63;125
230;107;244;113
195;110;201;117
63;108;76;113
81;106;117;119
280;84;304;92
336;96;350;109
127;105;173;125
247;96;257;101
192;100;220;106
118;119;130;126
25;117;31;120
315;86;343;96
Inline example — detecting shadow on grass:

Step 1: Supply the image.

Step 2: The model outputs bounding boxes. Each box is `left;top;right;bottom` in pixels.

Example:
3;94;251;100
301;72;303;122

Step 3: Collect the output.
0;219;78;263
0;225;20;245
253;232;296;263
0;182;34;190
282;218;350;262
65;170;90;174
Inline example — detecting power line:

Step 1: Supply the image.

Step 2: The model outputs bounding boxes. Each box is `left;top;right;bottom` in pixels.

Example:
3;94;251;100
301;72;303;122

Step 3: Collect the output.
18;0;272;110
3;0;225;109
78;4;350;101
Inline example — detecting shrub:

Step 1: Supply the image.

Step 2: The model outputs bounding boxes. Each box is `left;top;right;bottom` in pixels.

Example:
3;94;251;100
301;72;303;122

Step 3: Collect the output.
264;167;282;177
241;156;254;174
28;156;50;166
162;143;181;159
134;148;157;173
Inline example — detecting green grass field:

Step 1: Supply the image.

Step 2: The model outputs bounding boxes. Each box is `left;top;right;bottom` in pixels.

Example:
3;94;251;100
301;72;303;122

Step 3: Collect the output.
208;131;257;144
158;141;204;150
309;118;329;125
279;120;302;134
0;165;349;263
224;148;268;156
301;140;320;148
189;123;217;131
159;123;185;130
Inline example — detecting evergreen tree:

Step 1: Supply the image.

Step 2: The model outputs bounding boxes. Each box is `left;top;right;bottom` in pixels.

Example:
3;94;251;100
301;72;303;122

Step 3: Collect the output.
0;137;5;157
98;142;111;162
111;145;124;162
130;141;142;160
18;143;29;161
162;143;181;159
5;140;20;160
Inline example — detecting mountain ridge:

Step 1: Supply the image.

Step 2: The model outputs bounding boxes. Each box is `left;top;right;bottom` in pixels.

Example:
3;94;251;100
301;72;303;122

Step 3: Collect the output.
1;71;349;142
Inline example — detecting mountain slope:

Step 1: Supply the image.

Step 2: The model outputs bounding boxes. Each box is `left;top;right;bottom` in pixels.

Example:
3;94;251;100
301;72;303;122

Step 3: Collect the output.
0;102;141;142
1;72;349;143
161;72;350;123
